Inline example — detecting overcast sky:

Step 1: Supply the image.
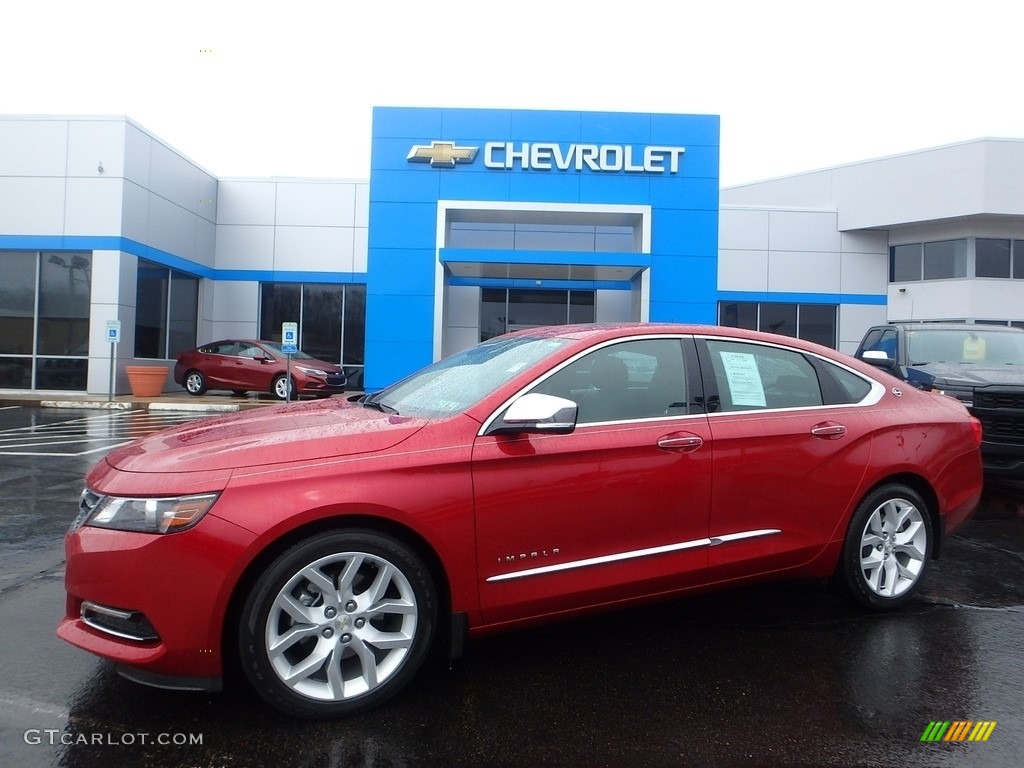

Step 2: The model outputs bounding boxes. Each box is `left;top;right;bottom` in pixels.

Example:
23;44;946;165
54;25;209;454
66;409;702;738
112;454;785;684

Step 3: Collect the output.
4;0;1021;186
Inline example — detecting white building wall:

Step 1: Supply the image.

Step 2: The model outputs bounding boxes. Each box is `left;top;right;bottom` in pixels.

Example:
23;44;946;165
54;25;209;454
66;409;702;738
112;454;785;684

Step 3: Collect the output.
0;116;224;393
210;178;369;343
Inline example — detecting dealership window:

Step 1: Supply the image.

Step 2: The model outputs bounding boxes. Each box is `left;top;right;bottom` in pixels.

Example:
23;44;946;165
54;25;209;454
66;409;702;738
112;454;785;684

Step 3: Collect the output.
0;250;91;390
259;283;366;389
718;302;837;348
480;289;595;342
449;222;636;252
134;260;199;360
976;239;1024;278
889;239;968;281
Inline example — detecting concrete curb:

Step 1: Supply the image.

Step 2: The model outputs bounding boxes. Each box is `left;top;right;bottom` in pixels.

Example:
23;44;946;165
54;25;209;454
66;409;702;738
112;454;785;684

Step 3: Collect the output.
148;402;241;413
40;400;133;410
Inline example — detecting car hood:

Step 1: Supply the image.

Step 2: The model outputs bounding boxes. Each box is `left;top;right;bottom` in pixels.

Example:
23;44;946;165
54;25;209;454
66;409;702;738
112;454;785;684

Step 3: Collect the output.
907;362;1024;387
102;399;427;473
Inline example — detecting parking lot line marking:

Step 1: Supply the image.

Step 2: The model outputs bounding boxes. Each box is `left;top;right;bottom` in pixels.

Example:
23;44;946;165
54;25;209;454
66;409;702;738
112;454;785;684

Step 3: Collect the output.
0;410;209;456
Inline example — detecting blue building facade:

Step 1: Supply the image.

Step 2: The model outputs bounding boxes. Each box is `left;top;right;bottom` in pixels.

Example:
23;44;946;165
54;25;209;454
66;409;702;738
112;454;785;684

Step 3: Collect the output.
363;107;720;390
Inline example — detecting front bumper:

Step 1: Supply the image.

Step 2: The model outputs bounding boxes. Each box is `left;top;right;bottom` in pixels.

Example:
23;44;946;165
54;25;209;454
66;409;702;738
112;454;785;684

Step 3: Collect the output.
980;441;1024;477
58;513;257;681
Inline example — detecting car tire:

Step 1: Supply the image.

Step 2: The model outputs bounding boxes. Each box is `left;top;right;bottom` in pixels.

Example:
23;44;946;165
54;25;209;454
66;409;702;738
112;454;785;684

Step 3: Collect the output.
238;530;437;719
272;374;295;400
837;483;933;610
184;370;207;396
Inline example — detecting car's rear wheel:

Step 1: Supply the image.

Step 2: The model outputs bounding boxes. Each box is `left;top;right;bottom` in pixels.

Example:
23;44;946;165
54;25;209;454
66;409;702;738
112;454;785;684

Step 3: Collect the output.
272;374;295;400
238;531;437;719
184;370;207;396
837;483;933;610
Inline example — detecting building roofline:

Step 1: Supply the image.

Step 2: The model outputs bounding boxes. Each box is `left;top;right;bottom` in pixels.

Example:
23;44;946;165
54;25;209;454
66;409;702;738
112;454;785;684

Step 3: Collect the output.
724;137;1024;191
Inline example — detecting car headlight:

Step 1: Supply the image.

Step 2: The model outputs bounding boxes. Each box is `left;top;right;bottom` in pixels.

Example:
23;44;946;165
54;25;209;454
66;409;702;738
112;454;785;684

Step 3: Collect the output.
85;493;220;534
295;365;328;377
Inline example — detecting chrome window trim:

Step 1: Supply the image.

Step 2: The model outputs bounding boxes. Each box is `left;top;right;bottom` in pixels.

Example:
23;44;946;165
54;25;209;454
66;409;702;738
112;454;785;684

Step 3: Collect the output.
486;529;782;583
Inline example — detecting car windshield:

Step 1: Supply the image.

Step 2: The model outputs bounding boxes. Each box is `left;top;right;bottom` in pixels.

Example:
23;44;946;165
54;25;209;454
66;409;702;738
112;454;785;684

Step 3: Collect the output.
260;342;316;360
906;328;1024;366
365;335;572;417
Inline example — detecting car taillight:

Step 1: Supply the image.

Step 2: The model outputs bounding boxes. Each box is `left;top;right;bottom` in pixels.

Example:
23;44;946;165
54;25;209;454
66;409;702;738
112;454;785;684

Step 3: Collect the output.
970;416;983;447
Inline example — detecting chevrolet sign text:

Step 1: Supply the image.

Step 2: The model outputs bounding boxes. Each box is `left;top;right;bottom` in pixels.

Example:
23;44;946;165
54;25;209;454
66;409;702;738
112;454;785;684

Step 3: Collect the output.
483;143;685;173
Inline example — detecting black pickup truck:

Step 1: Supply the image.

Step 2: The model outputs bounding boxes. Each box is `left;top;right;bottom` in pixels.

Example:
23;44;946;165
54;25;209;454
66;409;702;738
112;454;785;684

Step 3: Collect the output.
855;322;1024;478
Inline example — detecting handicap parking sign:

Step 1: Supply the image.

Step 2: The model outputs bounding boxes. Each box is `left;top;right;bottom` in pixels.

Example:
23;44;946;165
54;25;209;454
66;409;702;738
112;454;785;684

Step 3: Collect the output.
282;322;298;354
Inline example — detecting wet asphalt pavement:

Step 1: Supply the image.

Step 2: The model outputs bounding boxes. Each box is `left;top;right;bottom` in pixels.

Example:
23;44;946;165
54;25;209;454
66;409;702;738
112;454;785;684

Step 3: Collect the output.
1;405;1022;768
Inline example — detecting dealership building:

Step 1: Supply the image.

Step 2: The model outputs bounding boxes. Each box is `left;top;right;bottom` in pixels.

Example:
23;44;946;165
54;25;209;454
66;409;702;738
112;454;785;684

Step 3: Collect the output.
1;107;1022;395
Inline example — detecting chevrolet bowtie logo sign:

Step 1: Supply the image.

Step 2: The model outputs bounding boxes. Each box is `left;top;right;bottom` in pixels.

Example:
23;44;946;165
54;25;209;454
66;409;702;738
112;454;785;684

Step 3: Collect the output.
406;141;479;168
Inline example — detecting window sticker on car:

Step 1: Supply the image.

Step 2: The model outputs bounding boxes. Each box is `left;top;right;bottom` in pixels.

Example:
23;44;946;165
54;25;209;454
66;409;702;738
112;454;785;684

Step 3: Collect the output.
720;351;767;407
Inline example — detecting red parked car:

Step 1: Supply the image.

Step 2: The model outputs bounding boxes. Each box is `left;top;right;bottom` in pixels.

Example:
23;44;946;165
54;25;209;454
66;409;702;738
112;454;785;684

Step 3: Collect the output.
173;339;347;400
59;324;982;719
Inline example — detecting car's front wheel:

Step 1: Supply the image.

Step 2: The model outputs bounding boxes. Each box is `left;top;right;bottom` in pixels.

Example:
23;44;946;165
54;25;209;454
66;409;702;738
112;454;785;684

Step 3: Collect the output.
837;483;933;610
184;370;207;396
272;374;295;400
238;531;437;719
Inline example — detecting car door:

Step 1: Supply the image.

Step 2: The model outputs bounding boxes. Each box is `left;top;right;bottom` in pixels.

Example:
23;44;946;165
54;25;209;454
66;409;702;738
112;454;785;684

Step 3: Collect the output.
696;336;876;582
232;342;276;391
201;341;241;388
471;336;713;625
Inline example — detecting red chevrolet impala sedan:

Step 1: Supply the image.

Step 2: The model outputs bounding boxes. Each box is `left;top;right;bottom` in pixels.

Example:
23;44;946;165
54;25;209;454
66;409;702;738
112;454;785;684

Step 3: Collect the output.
58;324;983;719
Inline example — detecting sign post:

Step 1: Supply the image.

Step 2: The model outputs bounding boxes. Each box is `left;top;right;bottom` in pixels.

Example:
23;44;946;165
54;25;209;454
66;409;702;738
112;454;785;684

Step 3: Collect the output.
281;322;298;403
105;320;121;403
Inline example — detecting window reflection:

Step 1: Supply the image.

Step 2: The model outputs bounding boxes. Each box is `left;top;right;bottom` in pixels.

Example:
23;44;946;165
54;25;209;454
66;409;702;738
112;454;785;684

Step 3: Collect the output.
259;282;366;389
718;301;838;348
134;260;198;360
0;251;92;390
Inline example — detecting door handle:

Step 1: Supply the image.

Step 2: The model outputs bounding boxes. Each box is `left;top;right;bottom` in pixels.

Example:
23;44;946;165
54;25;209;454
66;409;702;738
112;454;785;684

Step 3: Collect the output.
810;422;847;439
657;434;704;452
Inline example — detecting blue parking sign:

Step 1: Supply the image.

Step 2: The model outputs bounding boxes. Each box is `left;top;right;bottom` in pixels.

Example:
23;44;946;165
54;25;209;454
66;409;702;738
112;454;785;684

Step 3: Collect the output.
282;322;298;354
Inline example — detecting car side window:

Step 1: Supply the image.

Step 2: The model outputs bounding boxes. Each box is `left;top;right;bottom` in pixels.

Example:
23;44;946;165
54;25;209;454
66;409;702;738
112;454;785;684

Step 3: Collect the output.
822;362;873;404
705;340;823;411
529;338;687;424
207;341;237;356
864;328;898;359
237;344;263;359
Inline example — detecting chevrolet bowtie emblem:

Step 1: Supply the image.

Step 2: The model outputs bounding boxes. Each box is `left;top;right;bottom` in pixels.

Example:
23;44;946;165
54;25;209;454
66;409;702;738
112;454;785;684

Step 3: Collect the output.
407;141;479;168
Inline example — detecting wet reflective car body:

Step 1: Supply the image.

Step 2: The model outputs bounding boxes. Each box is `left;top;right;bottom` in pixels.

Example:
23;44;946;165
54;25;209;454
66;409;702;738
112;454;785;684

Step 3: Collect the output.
59;324;983;719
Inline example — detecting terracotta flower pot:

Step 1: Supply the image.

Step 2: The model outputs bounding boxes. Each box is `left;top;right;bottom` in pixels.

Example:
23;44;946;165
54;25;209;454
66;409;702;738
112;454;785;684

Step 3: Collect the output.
125;365;169;397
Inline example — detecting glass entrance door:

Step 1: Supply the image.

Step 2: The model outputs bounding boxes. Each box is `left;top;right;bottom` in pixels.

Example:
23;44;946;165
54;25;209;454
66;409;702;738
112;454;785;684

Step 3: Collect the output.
480;289;595;341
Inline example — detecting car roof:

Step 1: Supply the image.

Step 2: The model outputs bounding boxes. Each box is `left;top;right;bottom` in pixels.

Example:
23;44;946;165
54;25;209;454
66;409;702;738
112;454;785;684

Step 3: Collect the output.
885;323;1024;333
501;322;839;353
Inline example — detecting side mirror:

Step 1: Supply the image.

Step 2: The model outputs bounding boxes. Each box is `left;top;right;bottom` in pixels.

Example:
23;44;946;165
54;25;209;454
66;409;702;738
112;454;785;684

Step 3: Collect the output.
485;393;578;436
860;349;896;368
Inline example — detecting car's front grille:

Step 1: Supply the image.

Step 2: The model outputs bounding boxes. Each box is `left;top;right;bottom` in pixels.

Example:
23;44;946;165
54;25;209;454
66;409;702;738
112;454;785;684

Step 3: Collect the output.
974;391;1024;409
971;387;1024;445
978;415;1024;442
324;376;347;387
81;601;160;642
